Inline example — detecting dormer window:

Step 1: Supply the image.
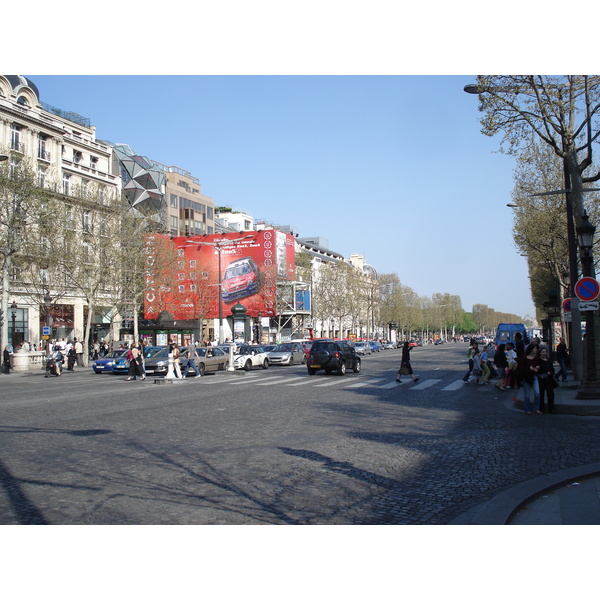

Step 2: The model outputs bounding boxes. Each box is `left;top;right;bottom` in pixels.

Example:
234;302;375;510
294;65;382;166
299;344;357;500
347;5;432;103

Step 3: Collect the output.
17;95;29;107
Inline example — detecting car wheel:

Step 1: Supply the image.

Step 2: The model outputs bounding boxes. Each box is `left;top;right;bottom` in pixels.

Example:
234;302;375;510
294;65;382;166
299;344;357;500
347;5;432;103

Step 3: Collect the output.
244;359;252;371
307;368;317;375
353;360;361;373
198;363;206;376
262;358;269;369
289;356;294;366
218;361;228;371
338;361;346;375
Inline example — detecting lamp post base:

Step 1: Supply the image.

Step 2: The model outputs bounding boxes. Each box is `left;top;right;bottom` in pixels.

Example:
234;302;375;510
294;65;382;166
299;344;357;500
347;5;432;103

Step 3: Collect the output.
576;379;600;400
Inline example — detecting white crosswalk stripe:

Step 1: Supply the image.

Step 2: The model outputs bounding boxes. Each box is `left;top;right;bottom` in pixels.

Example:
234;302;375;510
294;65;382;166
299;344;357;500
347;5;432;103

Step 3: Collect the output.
255;376;288;386
345;378;386;388
442;380;466;391
411;379;441;390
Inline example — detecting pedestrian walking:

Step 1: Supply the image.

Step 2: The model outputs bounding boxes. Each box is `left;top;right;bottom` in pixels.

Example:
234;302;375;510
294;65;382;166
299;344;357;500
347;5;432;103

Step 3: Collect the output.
494;343;508;390
67;343;77;371
462;339;478;382
517;344;541;415
396;341;420;384
504;342;518;389
3;345;11;374
74;338;84;367
183;341;202;378
170;343;182;378
537;347;557;414
468;348;484;385
480;345;491;384
125;343;145;380
556;337;569;382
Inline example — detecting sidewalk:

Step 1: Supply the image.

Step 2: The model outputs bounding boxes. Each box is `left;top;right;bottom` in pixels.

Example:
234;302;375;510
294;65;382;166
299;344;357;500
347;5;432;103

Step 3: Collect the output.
451;380;600;525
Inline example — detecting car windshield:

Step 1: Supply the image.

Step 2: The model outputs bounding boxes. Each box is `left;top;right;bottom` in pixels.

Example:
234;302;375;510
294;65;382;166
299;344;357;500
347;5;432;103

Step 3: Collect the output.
274;344;292;352
152;348;171;358
105;350;125;358
143;347;164;358
237;346;255;355
225;262;253;278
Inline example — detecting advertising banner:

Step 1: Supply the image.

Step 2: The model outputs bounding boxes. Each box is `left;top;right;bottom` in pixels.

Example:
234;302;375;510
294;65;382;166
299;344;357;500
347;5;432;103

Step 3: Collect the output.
144;231;296;320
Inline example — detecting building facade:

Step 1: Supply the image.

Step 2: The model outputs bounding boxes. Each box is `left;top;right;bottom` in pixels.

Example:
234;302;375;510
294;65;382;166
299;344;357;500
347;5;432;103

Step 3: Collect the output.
0;75;122;349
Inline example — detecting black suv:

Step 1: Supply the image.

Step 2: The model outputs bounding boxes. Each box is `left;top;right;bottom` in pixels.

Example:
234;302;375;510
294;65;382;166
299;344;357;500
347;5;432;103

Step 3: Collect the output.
307;340;361;375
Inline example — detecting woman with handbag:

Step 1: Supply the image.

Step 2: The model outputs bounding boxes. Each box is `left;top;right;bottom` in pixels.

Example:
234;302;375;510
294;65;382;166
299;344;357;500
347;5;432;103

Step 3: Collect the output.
125;343;145;381
537;346;557;414
396;341;420;384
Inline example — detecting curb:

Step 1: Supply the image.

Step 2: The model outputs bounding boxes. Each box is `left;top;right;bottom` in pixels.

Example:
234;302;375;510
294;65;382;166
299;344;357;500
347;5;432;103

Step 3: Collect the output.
449;463;600;525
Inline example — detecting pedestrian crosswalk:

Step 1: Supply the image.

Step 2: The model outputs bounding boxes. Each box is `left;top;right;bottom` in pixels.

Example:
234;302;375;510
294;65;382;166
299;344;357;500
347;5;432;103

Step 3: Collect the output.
195;372;494;393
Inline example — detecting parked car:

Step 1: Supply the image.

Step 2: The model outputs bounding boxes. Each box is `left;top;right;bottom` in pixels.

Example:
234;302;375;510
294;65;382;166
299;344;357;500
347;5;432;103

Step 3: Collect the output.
91;350;126;374
112;346;164;374
142;346;184;376
231;345;270;370
353;341;372;355
369;341;381;352
221;257;261;302
180;346;229;375
307;340;361;375
267;343;305;365
382;342;396;350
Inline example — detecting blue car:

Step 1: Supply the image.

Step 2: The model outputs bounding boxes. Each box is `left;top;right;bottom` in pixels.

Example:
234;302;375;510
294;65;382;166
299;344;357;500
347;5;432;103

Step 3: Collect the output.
369;341;381;352
91;350;126;374
111;346;165;374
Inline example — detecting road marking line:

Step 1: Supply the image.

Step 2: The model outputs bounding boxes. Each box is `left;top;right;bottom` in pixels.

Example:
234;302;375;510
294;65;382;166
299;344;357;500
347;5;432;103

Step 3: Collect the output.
442;380;466;391
410;379;441;390
380;381;399;389
255;376;288;386
314;379;351;387
345;378;385;388
227;375;262;385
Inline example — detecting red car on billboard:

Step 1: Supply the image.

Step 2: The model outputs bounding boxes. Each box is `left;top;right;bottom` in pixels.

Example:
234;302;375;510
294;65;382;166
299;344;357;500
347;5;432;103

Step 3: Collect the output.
221;256;261;303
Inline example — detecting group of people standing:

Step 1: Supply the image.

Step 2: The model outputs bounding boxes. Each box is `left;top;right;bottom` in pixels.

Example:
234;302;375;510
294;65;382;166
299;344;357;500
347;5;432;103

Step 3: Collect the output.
465;333;567;415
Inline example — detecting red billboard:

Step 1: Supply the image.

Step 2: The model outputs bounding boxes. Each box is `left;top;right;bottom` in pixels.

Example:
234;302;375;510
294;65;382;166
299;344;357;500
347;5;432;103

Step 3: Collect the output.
144;230;296;320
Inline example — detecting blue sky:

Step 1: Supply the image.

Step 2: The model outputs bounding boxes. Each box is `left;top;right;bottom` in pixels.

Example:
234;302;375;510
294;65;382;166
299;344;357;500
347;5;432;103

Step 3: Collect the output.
12;2;594;321
26;74;533;317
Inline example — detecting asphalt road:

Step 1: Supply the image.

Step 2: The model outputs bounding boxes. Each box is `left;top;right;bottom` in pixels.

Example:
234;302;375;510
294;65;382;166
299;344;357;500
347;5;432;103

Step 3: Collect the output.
2;342;600;525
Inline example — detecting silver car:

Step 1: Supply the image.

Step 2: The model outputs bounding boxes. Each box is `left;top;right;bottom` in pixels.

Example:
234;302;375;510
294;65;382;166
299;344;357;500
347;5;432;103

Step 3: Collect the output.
353;342;372;355
267;343;306;365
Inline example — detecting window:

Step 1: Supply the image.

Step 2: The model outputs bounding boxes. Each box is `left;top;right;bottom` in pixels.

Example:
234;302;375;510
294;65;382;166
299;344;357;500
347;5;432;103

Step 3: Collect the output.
90;156;98;170
38;134;50;160
37;165;47;188
73;150;83;164
81;179;90;198
170;193;178;208
82;210;91;233
11;124;23;152
189;260;197;268
17;95;29;107
62;173;71;195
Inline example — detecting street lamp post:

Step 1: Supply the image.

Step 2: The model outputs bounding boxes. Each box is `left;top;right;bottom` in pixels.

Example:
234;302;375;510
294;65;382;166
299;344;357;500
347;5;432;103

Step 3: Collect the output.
10;301;17;347
575;214;600;399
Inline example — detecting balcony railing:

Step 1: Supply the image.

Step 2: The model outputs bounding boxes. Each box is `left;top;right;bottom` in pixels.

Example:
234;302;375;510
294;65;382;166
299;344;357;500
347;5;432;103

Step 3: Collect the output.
38;149;51;161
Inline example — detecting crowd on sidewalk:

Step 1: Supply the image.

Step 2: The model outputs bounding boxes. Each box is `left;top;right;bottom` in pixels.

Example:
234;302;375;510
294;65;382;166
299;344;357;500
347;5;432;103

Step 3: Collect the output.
462;334;569;414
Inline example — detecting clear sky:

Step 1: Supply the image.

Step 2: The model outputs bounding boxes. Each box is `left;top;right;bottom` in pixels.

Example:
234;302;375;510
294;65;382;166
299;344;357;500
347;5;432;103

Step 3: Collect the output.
10;3;597;321
22;74;533;317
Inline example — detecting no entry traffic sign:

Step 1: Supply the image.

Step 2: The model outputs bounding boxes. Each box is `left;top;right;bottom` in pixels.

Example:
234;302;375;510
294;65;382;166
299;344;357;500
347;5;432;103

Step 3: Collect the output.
575;277;600;302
